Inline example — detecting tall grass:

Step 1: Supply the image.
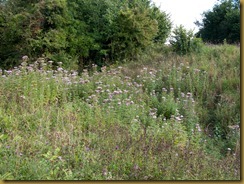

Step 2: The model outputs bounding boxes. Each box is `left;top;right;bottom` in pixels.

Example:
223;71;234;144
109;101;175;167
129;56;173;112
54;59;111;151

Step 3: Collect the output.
0;44;240;180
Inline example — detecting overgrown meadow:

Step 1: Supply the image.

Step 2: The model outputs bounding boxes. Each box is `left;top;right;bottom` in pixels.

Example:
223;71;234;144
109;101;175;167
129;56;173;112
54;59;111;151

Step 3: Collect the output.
0;44;240;180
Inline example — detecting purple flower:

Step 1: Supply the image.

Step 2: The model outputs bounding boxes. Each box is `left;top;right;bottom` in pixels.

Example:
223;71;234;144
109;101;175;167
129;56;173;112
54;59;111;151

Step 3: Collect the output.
22;55;29;61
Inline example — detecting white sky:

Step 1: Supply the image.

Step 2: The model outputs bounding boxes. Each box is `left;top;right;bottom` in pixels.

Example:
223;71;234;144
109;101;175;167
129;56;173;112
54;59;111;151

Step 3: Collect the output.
152;0;218;33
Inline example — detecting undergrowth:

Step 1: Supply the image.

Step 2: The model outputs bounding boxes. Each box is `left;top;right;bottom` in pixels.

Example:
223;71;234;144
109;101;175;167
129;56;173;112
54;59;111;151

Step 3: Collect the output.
0;44;240;180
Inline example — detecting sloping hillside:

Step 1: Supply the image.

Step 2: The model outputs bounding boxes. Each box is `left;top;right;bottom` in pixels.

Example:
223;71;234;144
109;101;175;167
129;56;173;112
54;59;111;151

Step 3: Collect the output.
0;44;240;180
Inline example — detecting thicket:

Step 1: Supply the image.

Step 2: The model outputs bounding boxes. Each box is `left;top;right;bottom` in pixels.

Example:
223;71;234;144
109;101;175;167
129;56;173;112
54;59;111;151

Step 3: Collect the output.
0;0;172;69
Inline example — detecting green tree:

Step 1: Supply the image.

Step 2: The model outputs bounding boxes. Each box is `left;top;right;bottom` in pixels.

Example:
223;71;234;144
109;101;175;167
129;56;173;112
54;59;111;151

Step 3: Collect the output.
170;25;203;55
0;0;74;68
150;5;172;44
0;0;33;68
195;0;240;44
0;0;172;69
109;5;158;61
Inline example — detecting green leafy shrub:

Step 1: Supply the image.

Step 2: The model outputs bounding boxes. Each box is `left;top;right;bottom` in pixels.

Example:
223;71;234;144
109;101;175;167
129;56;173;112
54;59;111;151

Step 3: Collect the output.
170;25;203;55
109;6;158;61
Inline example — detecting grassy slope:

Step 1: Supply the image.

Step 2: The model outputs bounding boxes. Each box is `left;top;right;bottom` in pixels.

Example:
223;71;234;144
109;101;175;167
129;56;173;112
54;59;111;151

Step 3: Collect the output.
0;44;240;180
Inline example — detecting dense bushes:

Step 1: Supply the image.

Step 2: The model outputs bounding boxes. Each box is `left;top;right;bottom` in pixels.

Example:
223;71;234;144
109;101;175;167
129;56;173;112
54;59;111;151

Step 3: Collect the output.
169;25;204;55
0;0;172;69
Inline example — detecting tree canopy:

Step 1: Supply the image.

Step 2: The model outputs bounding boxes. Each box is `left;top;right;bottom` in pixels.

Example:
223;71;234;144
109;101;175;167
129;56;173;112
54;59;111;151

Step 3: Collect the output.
0;0;172;69
195;0;240;44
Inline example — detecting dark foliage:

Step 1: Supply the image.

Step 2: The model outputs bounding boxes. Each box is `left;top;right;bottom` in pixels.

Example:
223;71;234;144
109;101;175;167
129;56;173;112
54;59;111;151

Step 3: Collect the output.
195;0;240;44
0;0;172;69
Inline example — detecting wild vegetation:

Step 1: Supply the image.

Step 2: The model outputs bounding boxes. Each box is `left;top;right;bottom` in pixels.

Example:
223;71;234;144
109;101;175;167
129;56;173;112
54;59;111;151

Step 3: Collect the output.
0;43;240;180
195;0;240;44
0;0;240;180
0;0;171;69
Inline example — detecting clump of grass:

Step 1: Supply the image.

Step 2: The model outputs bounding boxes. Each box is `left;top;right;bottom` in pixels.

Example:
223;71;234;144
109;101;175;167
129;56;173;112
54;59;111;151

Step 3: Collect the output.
0;44;240;180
